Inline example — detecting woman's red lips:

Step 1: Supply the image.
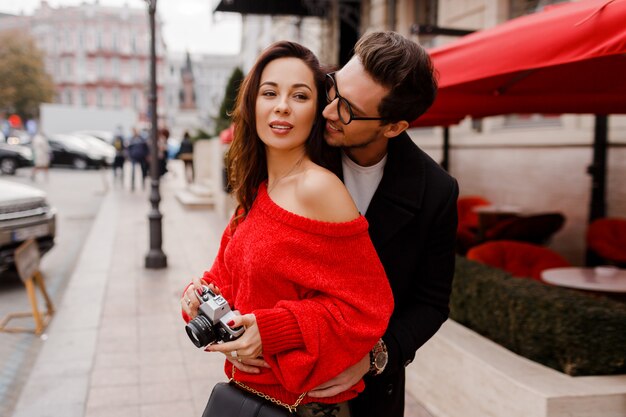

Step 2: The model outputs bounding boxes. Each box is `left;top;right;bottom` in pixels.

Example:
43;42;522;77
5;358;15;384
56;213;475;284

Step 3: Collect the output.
269;120;293;129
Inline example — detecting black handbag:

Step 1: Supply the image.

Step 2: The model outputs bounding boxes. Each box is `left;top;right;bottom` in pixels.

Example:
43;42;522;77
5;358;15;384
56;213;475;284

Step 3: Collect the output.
201;368;306;417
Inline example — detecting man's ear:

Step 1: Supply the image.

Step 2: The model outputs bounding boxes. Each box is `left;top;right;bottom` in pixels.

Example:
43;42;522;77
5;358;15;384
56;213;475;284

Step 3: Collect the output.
383;120;410;138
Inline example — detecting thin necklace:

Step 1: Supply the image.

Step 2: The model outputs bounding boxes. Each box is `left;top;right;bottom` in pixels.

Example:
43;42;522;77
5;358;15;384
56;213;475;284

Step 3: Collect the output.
267;154;305;194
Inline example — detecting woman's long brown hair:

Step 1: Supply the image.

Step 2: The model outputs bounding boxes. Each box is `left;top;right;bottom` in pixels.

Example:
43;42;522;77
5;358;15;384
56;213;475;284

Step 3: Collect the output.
227;41;334;229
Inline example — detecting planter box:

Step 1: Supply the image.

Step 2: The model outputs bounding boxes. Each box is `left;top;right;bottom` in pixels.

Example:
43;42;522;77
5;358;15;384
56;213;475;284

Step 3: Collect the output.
406;320;626;417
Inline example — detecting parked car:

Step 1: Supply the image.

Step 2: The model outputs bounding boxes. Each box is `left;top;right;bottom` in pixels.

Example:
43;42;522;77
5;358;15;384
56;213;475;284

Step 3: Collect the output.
73;134;116;166
4;129;32;146
72;130;115;145
0;179;56;272
48;134;109;169
0;143;34;175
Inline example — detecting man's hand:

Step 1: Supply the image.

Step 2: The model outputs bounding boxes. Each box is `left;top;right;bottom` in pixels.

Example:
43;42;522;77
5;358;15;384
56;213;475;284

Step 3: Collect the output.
308;354;370;398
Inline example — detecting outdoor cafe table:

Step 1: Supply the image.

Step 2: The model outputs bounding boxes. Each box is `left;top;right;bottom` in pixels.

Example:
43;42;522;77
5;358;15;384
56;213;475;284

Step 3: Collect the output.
473;205;523;240
541;267;626;293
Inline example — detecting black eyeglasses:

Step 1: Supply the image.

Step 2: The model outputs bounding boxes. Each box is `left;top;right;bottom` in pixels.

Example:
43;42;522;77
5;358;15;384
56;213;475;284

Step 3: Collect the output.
325;72;385;125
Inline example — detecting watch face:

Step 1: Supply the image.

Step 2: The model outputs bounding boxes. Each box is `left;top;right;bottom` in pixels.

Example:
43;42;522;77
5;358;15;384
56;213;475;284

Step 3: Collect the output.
375;352;388;370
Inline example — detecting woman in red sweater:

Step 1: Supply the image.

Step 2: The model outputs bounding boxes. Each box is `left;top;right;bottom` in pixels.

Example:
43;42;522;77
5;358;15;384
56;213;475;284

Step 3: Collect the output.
180;41;393;417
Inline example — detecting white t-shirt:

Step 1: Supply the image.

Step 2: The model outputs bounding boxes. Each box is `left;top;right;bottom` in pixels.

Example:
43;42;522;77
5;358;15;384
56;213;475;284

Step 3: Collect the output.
342;151;387;215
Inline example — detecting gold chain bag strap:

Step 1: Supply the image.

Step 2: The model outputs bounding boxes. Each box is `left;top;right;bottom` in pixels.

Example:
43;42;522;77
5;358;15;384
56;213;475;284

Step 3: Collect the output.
230;366;307;414
201;366;307;417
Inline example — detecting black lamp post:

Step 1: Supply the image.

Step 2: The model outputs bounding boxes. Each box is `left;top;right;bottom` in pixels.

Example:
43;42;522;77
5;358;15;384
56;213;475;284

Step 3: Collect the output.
144;0;167;269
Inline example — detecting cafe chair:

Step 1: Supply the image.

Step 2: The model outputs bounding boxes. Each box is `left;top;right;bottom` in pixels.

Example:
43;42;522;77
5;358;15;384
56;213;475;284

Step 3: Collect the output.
483;212;565;245
586;217;626;267
457;195;492;232
456;195;491;254
467;240;571;281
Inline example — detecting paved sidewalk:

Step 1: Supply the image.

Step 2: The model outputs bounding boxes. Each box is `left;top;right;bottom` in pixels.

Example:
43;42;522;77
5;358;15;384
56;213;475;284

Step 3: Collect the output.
10;162;434;417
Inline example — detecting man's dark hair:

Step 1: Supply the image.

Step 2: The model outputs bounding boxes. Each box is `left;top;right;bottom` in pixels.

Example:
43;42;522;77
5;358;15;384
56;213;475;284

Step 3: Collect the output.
354;31;438;123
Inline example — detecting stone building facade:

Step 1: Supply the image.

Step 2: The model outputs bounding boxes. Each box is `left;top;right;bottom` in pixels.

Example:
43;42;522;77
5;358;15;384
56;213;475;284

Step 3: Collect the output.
0;0;166;125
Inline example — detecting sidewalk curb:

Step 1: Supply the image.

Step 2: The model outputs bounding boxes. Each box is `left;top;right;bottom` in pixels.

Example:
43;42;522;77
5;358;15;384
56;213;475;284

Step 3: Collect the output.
11;190;119;417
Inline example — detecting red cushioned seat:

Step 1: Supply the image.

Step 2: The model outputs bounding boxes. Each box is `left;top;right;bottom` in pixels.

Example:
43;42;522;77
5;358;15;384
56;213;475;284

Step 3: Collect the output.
457;196;491;232
586;218;626;265
484;213;565;245
456;196;491;255
466;240;570;281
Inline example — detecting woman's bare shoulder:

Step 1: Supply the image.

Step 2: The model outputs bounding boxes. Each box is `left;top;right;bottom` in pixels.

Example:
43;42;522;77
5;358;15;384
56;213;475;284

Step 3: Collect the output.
295;166;360;223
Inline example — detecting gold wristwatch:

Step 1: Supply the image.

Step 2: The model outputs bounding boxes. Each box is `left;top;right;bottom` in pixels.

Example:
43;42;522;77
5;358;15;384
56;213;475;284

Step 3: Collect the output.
369;338;388;376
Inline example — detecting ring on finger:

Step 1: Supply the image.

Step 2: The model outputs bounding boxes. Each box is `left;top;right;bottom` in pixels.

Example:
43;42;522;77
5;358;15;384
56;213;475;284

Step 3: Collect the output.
231;350;238;358
185;297;192;306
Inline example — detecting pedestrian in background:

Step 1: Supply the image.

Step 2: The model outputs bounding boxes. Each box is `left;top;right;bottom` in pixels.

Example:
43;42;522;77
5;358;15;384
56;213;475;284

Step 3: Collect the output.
180;41;393;417
112;130;126;182
176;130;194;184
157;127;169;178
127;127;148;191
30;132;50;182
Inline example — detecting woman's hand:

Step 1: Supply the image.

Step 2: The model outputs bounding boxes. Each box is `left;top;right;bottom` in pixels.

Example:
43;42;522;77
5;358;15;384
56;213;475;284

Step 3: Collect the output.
180;277;220;320
226;356;270;374
205;314;265;370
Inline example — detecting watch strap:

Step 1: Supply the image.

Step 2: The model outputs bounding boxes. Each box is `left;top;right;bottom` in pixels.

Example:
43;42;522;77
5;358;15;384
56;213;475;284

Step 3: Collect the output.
369;338;388;376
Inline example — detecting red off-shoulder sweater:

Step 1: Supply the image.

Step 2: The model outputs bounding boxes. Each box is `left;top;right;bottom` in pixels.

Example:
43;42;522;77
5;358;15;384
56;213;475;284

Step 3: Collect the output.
183;182;394;406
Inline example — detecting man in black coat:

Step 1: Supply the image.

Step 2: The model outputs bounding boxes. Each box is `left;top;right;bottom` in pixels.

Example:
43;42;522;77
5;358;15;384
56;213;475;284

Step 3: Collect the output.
309;31;459;417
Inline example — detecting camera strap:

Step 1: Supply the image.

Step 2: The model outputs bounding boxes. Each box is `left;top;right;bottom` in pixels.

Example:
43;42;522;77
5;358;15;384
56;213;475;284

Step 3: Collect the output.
230;366;307;414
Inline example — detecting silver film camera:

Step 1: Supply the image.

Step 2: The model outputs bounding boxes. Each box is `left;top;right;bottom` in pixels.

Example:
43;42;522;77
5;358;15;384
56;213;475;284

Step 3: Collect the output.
185;285;244;348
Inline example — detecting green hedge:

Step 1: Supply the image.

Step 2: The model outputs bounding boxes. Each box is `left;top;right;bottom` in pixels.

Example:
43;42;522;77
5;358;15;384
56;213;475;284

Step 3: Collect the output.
450;256;626;376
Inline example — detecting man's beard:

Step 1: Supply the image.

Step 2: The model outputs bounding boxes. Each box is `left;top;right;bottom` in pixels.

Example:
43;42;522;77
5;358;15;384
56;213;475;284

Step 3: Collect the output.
325;127;382;149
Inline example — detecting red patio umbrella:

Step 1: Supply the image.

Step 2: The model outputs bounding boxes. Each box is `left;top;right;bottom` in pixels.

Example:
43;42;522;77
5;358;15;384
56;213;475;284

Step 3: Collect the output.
411;0;626;222
414;0;626;121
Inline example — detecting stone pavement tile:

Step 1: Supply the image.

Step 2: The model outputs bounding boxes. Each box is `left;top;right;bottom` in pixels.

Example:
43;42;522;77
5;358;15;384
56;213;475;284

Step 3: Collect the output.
14;375;89;409
97;321;138;342
140;363;187;384
101;298;138;317
138;348;184;366
35;329;97;363
138;334;181;352
12;403;84;417
405;393;435;417
91;366;140;387
94;351;140;369
140;401;195;417
139;381;192;403
99;315;137;333
85;405;140;417
87;385;140;408
96;336;139;355
28;358;92;379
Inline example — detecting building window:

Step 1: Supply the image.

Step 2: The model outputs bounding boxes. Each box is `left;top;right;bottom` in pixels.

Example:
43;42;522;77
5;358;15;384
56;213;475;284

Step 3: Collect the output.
97;58;105;78
414;0;438;25
65;59;72;77
132;90;140;110
65;89;73;105
81;90;88;106
509;0;569;18
113;89;120;108
97;90;104;107
112;58;120;77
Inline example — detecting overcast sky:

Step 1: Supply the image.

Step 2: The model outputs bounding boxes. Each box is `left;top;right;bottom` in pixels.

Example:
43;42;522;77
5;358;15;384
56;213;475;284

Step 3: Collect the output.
0;0;241;55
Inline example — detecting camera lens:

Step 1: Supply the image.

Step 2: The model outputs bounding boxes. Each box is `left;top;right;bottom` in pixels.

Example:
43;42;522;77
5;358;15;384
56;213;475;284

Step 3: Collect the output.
185;315;216;348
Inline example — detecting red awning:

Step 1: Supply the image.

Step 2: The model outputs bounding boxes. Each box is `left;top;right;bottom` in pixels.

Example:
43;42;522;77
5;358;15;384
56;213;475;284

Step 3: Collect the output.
412;0;626;126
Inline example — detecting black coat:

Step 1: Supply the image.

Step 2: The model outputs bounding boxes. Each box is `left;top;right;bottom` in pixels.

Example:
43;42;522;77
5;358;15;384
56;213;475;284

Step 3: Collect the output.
347;132;459;417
